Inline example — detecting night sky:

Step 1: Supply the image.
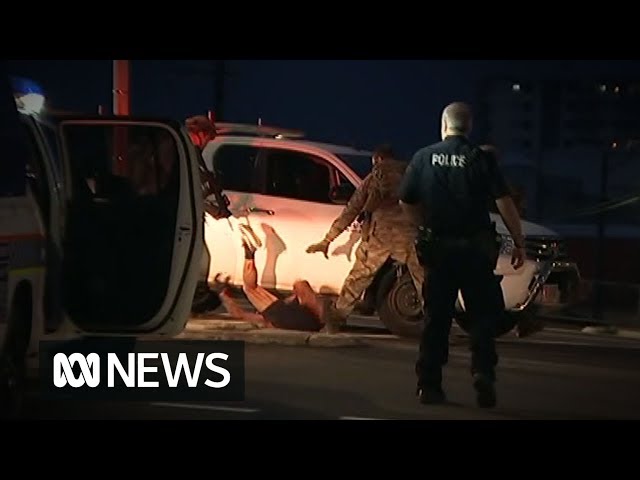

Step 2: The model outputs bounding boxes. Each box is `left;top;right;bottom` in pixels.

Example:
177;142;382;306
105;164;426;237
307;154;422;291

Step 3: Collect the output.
6;59;640;159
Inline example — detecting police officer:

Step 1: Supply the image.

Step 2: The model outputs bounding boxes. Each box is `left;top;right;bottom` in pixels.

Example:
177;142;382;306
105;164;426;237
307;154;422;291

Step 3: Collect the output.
185;115;232;314
306;144;424;333
398;102;526;408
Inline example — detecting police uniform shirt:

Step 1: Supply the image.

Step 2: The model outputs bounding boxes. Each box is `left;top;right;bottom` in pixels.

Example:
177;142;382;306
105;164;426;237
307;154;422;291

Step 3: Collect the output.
399;135;510;235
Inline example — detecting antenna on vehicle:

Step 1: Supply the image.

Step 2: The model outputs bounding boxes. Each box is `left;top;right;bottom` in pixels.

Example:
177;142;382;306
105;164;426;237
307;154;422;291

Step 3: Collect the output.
258;117;262;126
215;122;305;139
98;105;104;115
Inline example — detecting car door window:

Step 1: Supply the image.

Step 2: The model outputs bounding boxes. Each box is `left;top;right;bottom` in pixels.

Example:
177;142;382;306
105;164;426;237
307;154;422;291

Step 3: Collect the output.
61;123;183;330
40;122;64;187
21;122;51;228
212;144;260;192
265;149;332;204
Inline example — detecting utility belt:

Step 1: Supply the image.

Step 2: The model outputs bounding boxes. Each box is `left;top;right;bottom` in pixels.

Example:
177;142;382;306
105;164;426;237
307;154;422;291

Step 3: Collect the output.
415;222;501;268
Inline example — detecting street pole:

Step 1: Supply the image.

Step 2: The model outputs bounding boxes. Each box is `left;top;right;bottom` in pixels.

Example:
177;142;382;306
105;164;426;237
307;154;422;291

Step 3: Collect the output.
592;147;609;324
112;60;130;176
113;60;130;115
533;82;544;221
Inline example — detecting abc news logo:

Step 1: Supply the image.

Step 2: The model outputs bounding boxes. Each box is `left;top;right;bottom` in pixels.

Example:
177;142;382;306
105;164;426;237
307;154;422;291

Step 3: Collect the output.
53;352;232;389
40;340;244;401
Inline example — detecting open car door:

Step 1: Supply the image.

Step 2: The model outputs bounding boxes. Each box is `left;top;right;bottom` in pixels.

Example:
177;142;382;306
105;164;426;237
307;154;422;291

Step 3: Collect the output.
54;116;203;337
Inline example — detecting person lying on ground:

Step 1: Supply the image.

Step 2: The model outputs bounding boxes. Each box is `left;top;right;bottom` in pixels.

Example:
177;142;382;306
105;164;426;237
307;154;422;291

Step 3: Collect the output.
218;234;327;332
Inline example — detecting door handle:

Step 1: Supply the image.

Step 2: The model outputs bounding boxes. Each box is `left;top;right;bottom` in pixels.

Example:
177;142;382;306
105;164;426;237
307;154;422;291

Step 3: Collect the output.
246;207;275;216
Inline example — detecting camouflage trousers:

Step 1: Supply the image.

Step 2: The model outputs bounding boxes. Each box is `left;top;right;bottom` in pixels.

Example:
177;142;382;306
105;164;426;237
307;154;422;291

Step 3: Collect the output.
333;237;424;320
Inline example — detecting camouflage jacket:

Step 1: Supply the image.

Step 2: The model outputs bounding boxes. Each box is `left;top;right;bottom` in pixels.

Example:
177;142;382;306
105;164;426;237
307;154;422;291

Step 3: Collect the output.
324;158;416;243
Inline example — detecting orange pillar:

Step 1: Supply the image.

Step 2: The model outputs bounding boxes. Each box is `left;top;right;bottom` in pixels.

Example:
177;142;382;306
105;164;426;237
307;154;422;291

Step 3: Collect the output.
113;60;130;115
113;60;130;176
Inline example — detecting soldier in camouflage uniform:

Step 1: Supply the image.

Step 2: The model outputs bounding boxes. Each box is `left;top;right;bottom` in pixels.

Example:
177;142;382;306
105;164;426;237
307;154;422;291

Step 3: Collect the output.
185;115;232;314
306;144;424;333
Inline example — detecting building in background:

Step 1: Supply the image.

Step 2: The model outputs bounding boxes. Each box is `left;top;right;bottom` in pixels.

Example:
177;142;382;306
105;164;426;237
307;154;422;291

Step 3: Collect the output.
476;78;640;287
476;78;640;224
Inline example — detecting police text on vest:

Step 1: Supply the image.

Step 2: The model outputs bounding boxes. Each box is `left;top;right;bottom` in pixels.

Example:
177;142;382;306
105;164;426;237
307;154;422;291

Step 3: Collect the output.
432;154;467;168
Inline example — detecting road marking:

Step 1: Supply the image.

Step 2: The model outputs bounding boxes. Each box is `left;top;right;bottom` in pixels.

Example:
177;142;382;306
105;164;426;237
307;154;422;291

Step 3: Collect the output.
507;338;640;349
339;416;387;420
150;402;259;413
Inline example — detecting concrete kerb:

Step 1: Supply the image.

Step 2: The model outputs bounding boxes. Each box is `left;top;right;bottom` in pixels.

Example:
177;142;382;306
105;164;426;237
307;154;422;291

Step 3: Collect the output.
180;319;369;348
186;319;257;331
581;325;640;340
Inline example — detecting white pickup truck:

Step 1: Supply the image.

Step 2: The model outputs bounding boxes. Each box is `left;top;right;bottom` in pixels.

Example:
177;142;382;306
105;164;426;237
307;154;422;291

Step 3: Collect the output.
202;123;581;337
0;73;204;417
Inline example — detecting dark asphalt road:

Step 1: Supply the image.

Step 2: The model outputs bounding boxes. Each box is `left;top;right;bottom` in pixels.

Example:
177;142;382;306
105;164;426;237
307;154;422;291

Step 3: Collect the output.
21;327;640;420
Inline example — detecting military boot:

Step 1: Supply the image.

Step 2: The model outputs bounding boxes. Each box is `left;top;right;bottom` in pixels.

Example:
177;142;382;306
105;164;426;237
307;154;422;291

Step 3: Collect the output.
321;300;347;334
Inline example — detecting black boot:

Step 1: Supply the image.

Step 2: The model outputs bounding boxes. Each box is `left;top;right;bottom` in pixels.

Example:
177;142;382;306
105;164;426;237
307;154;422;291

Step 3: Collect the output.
416;385;447;405
473;373;497;408
320;300;347;334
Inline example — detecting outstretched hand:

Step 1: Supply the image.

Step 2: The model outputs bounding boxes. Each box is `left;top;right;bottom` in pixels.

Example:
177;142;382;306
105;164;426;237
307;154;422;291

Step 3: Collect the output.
306;239;330;259
511;247;525;270
213;273;232;291
204;200;233;220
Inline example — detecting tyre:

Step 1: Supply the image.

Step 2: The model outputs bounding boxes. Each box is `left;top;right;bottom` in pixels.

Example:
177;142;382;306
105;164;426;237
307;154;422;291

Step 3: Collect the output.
0;290;31;420
454;310;519;338
376;266;424;338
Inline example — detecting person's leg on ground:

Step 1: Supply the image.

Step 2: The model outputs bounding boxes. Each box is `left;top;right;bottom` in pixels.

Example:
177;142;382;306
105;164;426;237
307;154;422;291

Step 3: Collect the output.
293;280;324;323
219;289;271;327
241;238;279;313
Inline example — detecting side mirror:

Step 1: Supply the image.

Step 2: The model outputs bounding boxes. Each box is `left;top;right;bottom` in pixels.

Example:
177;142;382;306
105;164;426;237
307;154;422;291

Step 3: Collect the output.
329;183;355;205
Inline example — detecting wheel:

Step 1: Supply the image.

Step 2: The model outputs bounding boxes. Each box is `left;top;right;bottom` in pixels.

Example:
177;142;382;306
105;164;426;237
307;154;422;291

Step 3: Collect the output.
454;310;519;338
376;266;424;338
0;293;31;420
0;353;26;420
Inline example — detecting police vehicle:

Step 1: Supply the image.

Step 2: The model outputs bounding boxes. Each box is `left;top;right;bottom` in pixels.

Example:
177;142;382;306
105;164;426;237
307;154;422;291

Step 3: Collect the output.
0;73;204;417
201;121;580;337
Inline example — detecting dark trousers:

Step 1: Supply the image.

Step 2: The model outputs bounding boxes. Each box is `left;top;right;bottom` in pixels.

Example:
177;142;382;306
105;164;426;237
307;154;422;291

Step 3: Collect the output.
200;237;211;285
195;221;212;297
416;241;504;387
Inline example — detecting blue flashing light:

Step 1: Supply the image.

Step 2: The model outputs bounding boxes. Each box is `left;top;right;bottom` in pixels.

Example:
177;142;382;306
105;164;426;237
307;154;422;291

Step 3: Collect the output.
10;76;46;115
11;76;44;96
